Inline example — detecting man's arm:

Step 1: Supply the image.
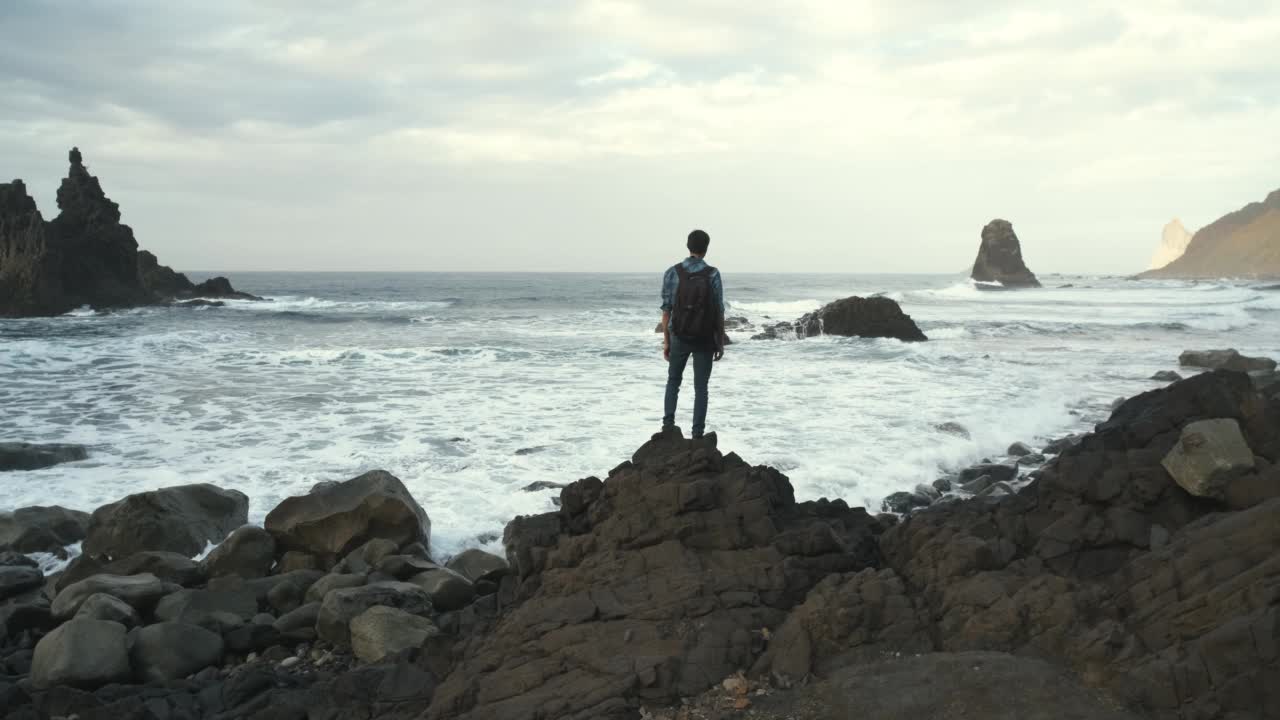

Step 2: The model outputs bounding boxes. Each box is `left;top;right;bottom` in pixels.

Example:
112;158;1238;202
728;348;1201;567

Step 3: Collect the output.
660;267;676;359
712;269;726;358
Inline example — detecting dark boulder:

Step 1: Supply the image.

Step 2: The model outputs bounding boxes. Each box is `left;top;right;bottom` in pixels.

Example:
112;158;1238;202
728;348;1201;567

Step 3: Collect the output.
102;550;205;586
129;621;225;682
443;549;508;585
154;586;259;631
73;592;140;627
0;443;88;472
0;505;90;554
265;470;431;561
0;566;44;601
30;619;131;689
1180;348;1276;372
50;573;171;620
83;483;249;560
408;568;475;612
201;525;276;579
349;605;440;663
793;296;927;342
316;581;433;647
971;219;1041;288
1151;370;1183;382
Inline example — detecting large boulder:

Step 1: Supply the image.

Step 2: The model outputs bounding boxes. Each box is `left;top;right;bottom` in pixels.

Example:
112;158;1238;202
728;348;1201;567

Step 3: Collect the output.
102;550;205;586
0;566;44;601
129;621;225;682
1161;418;1256;498
83;483;249;560
73;592;141;627
200;525;276;579
349;605;440;663
0;443;88;471
971;219;1041;288
316;581;433;647
154;587;259;631
792;296;927;342
444;549;509;585
265;470;431;561
407;568;475;612
50;573;171;620
30;619;131;689
1179;349;1277;373
0;505;91;553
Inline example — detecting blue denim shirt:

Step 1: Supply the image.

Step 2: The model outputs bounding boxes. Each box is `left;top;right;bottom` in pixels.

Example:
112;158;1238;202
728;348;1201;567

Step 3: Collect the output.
661;256;725;314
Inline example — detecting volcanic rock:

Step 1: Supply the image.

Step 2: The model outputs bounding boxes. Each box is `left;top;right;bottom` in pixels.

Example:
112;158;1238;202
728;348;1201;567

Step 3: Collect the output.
103;550;205;586
793;296;927;341
130;621;225;682
1179;348;1277;372
971;219;1041;288
1151;370;1183;382
752;296;927;342
408;568;475;612
83;483;249;560
201;525;276;579
349;605;440;663
154;586;259;631
0;565;43;600
0;505;90;554
0;148;259;317
73;592;141;627
30;619;131;689
0;443;88;472
50;573;171;621
443;549;508;585
316;582;433;647
1161;418;1256;498
266;470;431;561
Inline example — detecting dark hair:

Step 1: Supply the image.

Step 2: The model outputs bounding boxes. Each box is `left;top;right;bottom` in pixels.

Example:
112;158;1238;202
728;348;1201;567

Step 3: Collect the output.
687;229;710;255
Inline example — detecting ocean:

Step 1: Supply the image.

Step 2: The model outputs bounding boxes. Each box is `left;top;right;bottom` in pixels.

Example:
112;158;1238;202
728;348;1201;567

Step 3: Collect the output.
3;272;1278;558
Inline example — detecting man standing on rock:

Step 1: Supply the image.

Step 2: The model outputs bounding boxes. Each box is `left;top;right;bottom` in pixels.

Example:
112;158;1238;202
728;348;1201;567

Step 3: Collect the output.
660;229;725;439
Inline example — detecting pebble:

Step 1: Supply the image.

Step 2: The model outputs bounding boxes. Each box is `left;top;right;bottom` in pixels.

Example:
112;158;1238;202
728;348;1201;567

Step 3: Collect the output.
280;656;300;668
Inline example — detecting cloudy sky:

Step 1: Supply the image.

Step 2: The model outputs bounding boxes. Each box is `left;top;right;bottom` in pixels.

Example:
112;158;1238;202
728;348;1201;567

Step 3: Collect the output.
2;1;1278;273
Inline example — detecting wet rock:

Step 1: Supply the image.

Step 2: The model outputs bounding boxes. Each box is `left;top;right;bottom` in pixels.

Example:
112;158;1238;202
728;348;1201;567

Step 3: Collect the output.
72;592;140;627
83;483;249;560
50;573;170;620
444;549;509;585
349;606;440;663
0;505;91;553
1161;418;1256;498
882;491;931;514
274;602;321;634
970;219;1041;288
0;551;38;568
932;477;953;493
30;619;130;689
317;581;432;647
1007;442;1034;457
1043;434;1084;454
306;573;368;604
265;470;431;561
225;618;281;653
0;444;88;472
936;422;971;440
201;525;276;579
520;481;567;492
1179;349;1277;372
276;550;319;574
376;554;440;581
154;586;258;631
959;463;1018;485
792;296;928;342
103;550;205;586
1151;370;1183;382
1017;453;1047;467
130;621;224;682
334;537;400;575
408;568;475;612
0;566;43;600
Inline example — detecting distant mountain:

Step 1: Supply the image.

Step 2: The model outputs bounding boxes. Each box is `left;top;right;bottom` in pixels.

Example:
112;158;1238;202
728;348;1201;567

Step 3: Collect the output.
1143;189;1280;278
1148;219;1192;270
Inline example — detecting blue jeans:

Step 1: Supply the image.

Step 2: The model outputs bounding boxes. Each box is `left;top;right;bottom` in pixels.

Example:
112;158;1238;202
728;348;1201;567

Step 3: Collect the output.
664;335;714;437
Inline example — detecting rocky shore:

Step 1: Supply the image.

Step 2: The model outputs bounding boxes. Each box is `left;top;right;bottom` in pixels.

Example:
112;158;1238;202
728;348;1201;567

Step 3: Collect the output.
3;364;1280;719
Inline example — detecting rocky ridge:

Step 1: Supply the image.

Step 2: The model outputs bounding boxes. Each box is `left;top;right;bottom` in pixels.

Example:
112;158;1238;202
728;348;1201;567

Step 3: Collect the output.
0;148;258;318
2;368;1280;719
1143;188;1280;279
751;295;927;342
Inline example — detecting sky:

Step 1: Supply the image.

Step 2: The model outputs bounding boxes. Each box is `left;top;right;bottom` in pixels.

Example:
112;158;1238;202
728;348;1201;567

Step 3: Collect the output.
2;1;1279;274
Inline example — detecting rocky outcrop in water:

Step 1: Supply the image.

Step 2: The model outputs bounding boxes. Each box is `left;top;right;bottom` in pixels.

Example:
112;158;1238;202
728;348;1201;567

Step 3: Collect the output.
1149;218;1193;271
1143;188;1280;279
4;367;1280;719
0;148;258;317
971;219;1041;288
752;295;927;341
0;443;87;472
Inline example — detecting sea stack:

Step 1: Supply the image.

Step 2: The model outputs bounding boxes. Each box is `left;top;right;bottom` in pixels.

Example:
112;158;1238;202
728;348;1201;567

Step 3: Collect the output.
970;219;1041;288
1149;218;1192;270
0;148;257;317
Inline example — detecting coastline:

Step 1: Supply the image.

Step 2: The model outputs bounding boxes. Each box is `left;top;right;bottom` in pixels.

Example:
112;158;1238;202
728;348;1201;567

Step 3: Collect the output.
3;366;1279;719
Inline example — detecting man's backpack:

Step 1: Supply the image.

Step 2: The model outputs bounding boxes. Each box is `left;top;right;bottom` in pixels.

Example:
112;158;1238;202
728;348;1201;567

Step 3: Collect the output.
671;265;718;340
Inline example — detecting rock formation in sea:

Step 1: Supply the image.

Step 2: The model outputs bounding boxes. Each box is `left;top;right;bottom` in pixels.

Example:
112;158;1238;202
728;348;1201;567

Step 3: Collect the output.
752;295;927;341
0;148;258;317
970;219;1041;288
1143;188;1280;279
1148;218;1193;270
3;367;1280;719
